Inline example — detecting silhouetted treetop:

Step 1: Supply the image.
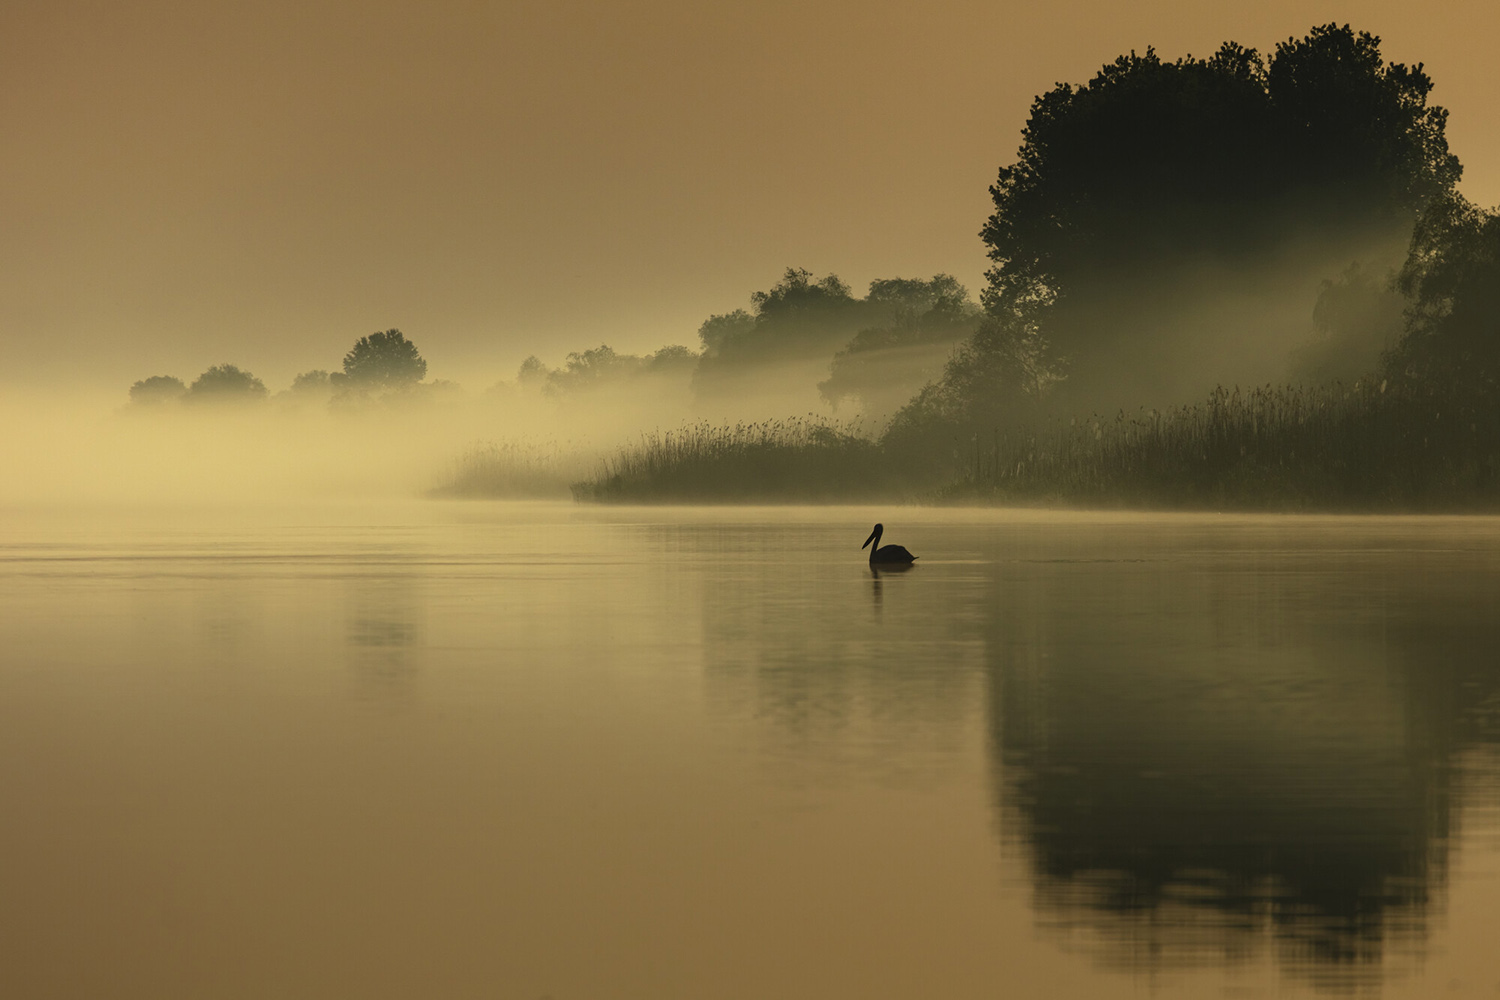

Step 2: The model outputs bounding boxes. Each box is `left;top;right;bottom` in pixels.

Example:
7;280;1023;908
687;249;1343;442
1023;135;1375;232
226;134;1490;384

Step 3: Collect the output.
697;309;755;357
942;22;1465;416
1268;25;1459;209
819;275;981;415
186;364;268;402
342;329;427;387
982;24;1457;310
748;267;855;318
516;355;551;387
129;375;187;405
645;344;699;374
288;370;332;394
508;343;700;397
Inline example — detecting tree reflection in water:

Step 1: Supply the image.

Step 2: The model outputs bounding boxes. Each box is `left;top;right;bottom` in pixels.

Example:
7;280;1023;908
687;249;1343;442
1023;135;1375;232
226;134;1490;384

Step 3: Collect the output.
984;537;1500;989
687;516;1500;990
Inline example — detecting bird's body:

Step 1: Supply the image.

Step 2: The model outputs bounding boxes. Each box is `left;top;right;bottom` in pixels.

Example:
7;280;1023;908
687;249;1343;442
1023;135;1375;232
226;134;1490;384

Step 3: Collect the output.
862;523;917;564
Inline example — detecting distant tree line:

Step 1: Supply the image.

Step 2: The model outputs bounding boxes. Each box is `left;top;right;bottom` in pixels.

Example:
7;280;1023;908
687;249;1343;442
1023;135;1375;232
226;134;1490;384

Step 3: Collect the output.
136;21;1500;511
129;329;434;410
493;268;980;419
562;23;1500;505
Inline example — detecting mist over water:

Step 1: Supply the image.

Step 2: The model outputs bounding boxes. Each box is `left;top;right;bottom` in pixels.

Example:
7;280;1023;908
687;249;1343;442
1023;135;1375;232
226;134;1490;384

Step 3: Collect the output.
6;18;1500;999
4;501;1500;998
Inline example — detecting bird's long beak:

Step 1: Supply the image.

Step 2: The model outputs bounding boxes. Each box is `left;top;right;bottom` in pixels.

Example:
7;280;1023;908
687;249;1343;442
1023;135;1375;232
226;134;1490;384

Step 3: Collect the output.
862;529;878;549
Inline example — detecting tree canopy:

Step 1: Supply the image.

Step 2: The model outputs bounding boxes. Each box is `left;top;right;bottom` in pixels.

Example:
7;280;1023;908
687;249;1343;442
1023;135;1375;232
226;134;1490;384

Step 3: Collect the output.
968;23;1460;410
186;364;267;403
696;268;866;369
341;329;428;388
1386;195;1500;387
818;275;980;417
128;375;187;405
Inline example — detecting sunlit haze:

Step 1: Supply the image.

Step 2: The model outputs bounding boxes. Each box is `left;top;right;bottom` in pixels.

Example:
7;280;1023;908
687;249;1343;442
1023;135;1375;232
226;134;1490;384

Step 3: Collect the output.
4;0;1498;392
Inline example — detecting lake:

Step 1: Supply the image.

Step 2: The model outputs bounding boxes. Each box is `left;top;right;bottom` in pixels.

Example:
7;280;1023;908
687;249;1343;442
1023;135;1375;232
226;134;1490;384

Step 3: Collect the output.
2;501;1499;998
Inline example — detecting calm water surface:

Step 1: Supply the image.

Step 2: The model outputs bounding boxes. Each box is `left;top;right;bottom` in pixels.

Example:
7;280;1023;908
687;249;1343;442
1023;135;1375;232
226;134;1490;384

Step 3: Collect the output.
3;501;1500;999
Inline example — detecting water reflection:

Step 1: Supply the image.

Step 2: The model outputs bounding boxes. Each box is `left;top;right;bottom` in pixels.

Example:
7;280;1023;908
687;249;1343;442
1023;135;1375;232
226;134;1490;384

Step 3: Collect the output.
695;527;982;775
345;571;423;695
982;530;1500;988
869;561;916;618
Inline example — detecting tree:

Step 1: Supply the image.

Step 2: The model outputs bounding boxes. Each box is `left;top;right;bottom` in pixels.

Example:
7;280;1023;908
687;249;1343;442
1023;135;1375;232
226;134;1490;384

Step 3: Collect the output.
186;364;267;403
545;345;641;393
819;275;981;417
1289;263;1404;384
128;375;187;406
692;268;884;409
696;309;755;357
341;329;427;388
537;344;699;395
696;268;867;369
1386;195;1500;387
967;24;1459;411
645;345;699;374
515;355;552;388
289;370;332;394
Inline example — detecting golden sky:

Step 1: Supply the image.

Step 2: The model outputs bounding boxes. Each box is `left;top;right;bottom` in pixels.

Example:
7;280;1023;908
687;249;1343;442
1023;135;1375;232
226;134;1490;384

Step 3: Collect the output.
4;0;1497;391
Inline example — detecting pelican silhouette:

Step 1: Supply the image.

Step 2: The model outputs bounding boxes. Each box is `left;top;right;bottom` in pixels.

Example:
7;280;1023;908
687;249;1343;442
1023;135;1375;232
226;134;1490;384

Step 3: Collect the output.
862;523;917;564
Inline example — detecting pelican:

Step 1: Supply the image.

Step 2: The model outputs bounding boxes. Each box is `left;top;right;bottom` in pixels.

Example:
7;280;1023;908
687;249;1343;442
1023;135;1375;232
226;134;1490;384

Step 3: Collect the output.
862;523;917;564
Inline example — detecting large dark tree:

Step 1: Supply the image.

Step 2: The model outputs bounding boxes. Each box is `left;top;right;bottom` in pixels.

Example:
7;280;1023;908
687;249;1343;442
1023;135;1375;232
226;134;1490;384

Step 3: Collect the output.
969;24;1459;410
341;329;427;388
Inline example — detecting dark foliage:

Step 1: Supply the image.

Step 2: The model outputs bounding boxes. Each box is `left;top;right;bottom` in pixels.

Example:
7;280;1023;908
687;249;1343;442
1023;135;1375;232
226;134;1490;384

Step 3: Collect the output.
692;268;872;398
953;381;1500;510
128;374;187;405
341;329;427;388
288;370;332;394
818;275;981;417
929;23;1463;421
1387;196;1500;388
1290;263;1405;383
186;364;268;403
529;344;699;396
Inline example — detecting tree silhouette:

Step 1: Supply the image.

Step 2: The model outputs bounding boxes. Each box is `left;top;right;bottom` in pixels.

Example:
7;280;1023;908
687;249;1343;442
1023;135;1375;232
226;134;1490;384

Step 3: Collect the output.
186;364;267;403
1290;263;1405;384
962;23;1460;411
819;275;981;417
128;375;187;406
1387;195;1500;386
288;370;332;394
341;329;427;388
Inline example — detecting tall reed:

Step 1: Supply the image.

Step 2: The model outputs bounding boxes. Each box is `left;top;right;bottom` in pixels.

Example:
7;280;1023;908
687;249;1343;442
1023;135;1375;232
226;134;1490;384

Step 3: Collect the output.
572;416;906;502
957;382;1500;510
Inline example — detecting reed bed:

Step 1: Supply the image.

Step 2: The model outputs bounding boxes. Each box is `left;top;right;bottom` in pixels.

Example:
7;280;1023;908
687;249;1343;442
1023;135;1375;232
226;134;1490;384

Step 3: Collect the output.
432;439;584;499
957;382;1500;510
572;416;906;502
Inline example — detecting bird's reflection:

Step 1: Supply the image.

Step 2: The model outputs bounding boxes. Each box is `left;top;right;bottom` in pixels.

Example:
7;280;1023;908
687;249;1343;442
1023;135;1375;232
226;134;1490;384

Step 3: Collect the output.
870;561;915;616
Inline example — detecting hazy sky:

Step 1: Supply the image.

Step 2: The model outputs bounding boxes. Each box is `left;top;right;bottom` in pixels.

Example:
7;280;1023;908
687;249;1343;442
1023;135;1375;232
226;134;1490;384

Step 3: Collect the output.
5;0;1497;392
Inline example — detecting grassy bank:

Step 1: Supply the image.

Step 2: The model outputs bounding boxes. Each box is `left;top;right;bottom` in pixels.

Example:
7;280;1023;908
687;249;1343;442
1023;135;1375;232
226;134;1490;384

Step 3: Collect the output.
570;417;915;503
952;382;1500;510
450;383;1500;510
